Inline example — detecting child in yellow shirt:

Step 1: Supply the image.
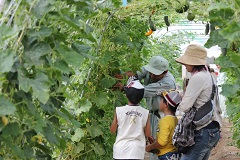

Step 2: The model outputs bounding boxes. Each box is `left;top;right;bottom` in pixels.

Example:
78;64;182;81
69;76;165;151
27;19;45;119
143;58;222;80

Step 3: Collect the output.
146;90;181;160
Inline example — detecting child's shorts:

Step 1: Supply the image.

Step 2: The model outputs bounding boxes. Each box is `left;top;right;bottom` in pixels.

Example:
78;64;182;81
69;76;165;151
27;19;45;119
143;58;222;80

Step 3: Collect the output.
158;151;180;160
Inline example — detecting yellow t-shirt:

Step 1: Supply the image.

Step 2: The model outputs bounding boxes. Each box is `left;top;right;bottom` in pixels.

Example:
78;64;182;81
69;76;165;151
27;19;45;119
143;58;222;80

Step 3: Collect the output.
157;115;178;156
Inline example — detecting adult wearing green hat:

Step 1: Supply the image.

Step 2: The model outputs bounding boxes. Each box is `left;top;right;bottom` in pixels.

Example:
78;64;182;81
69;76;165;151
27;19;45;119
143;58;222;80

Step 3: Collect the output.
125;56;176;160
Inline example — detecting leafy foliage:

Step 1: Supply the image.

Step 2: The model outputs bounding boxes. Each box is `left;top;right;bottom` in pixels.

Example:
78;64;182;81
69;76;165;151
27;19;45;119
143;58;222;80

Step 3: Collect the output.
0;0;239;159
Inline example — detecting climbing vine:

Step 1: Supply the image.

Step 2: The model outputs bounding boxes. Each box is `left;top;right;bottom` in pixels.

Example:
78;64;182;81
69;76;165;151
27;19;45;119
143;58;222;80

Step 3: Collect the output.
0;0;239;159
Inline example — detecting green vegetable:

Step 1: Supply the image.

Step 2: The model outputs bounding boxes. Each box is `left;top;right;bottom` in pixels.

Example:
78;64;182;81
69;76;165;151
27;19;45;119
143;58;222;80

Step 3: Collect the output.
175;2;189;13
205;23;209;35
164;16;170;27
187;13;195;21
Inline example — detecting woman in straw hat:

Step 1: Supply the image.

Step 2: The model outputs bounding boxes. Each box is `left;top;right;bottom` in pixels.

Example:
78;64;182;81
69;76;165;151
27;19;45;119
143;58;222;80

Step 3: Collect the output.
175;44;222;160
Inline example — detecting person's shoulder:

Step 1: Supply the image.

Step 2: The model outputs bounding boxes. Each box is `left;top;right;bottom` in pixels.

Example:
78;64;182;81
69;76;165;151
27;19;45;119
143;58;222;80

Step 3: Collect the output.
138;106;149;112
191;71;210;81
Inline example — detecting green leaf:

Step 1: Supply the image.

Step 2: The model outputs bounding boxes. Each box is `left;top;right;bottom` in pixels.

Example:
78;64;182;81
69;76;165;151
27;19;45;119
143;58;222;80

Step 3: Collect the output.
72;43;93;59
71;128;85;142
0;95;16;116
18;69;31;92
52;59;73;74
56;45;85;68
27;27;53;38
43;124;60;147
91;141;105;156
86;120;103;138
73;142;84;153
230;53;240;66
215;55;238;69
93;92;108;106
23;145;34;159
220;21;240;42
0;24;19;46
204;30;230;48
76;99;92;114
0;49;15;73
208;3;235;20
99;77;116;89
25;42;52;66
221;84;239;97
234;0;240;9
2;122;20;137
32;0;55;19
31;72;50;104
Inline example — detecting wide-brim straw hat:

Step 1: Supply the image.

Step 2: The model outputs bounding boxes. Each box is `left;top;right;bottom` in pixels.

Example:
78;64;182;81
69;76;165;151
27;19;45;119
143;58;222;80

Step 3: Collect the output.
176;44;207;65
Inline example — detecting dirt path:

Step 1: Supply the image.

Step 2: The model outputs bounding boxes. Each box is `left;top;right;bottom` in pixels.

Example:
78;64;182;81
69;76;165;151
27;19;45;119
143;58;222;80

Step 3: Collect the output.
209;118;240;160
145;118;240;160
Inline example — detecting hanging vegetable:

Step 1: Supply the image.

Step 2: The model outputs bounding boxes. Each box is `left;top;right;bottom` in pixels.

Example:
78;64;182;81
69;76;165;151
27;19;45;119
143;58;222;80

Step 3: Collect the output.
149;16;156;31
164;16;170;26
175;1;189;13
187;12;195;21
205;23;209;35
145;29;153;36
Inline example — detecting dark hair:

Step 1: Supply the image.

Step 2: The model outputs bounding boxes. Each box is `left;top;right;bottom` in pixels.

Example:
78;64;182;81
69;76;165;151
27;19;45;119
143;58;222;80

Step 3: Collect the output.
192;65;207;73
125;88;144;104
161;96;178;114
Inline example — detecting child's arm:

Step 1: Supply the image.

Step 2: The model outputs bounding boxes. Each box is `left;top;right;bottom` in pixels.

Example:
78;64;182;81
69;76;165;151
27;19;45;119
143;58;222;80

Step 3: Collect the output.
144;114;151;137
110;110;118;134
146;139;161;152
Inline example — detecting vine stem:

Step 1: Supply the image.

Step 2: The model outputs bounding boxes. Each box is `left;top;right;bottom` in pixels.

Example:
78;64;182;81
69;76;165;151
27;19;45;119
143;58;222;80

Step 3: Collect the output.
57;151;63;160
80;10;117;99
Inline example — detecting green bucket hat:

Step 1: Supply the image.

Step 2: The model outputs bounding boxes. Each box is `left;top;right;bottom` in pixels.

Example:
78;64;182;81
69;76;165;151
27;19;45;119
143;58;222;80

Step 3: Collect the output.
144;56;169;75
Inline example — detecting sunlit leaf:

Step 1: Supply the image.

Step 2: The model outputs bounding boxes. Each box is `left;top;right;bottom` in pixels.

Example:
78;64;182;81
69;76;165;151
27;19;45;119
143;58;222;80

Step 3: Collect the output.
71;128;84;142
0;95;16;116
0;49;15;73
76;99;92;114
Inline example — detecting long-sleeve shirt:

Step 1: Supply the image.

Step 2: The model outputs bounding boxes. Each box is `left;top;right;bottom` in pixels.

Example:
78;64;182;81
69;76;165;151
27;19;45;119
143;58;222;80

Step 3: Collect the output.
178;70;222;130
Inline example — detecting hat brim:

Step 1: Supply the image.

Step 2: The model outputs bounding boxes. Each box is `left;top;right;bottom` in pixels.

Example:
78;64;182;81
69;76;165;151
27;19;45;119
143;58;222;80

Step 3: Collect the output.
144;64;164;75
176;54;206;65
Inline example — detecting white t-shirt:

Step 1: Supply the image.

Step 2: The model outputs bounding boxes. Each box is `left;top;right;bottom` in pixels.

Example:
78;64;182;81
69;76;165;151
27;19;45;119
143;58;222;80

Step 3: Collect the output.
113;105;149;159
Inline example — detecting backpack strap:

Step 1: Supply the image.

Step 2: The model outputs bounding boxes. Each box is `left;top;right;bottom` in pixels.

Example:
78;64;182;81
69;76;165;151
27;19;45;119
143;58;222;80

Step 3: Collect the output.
210;75;216;100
